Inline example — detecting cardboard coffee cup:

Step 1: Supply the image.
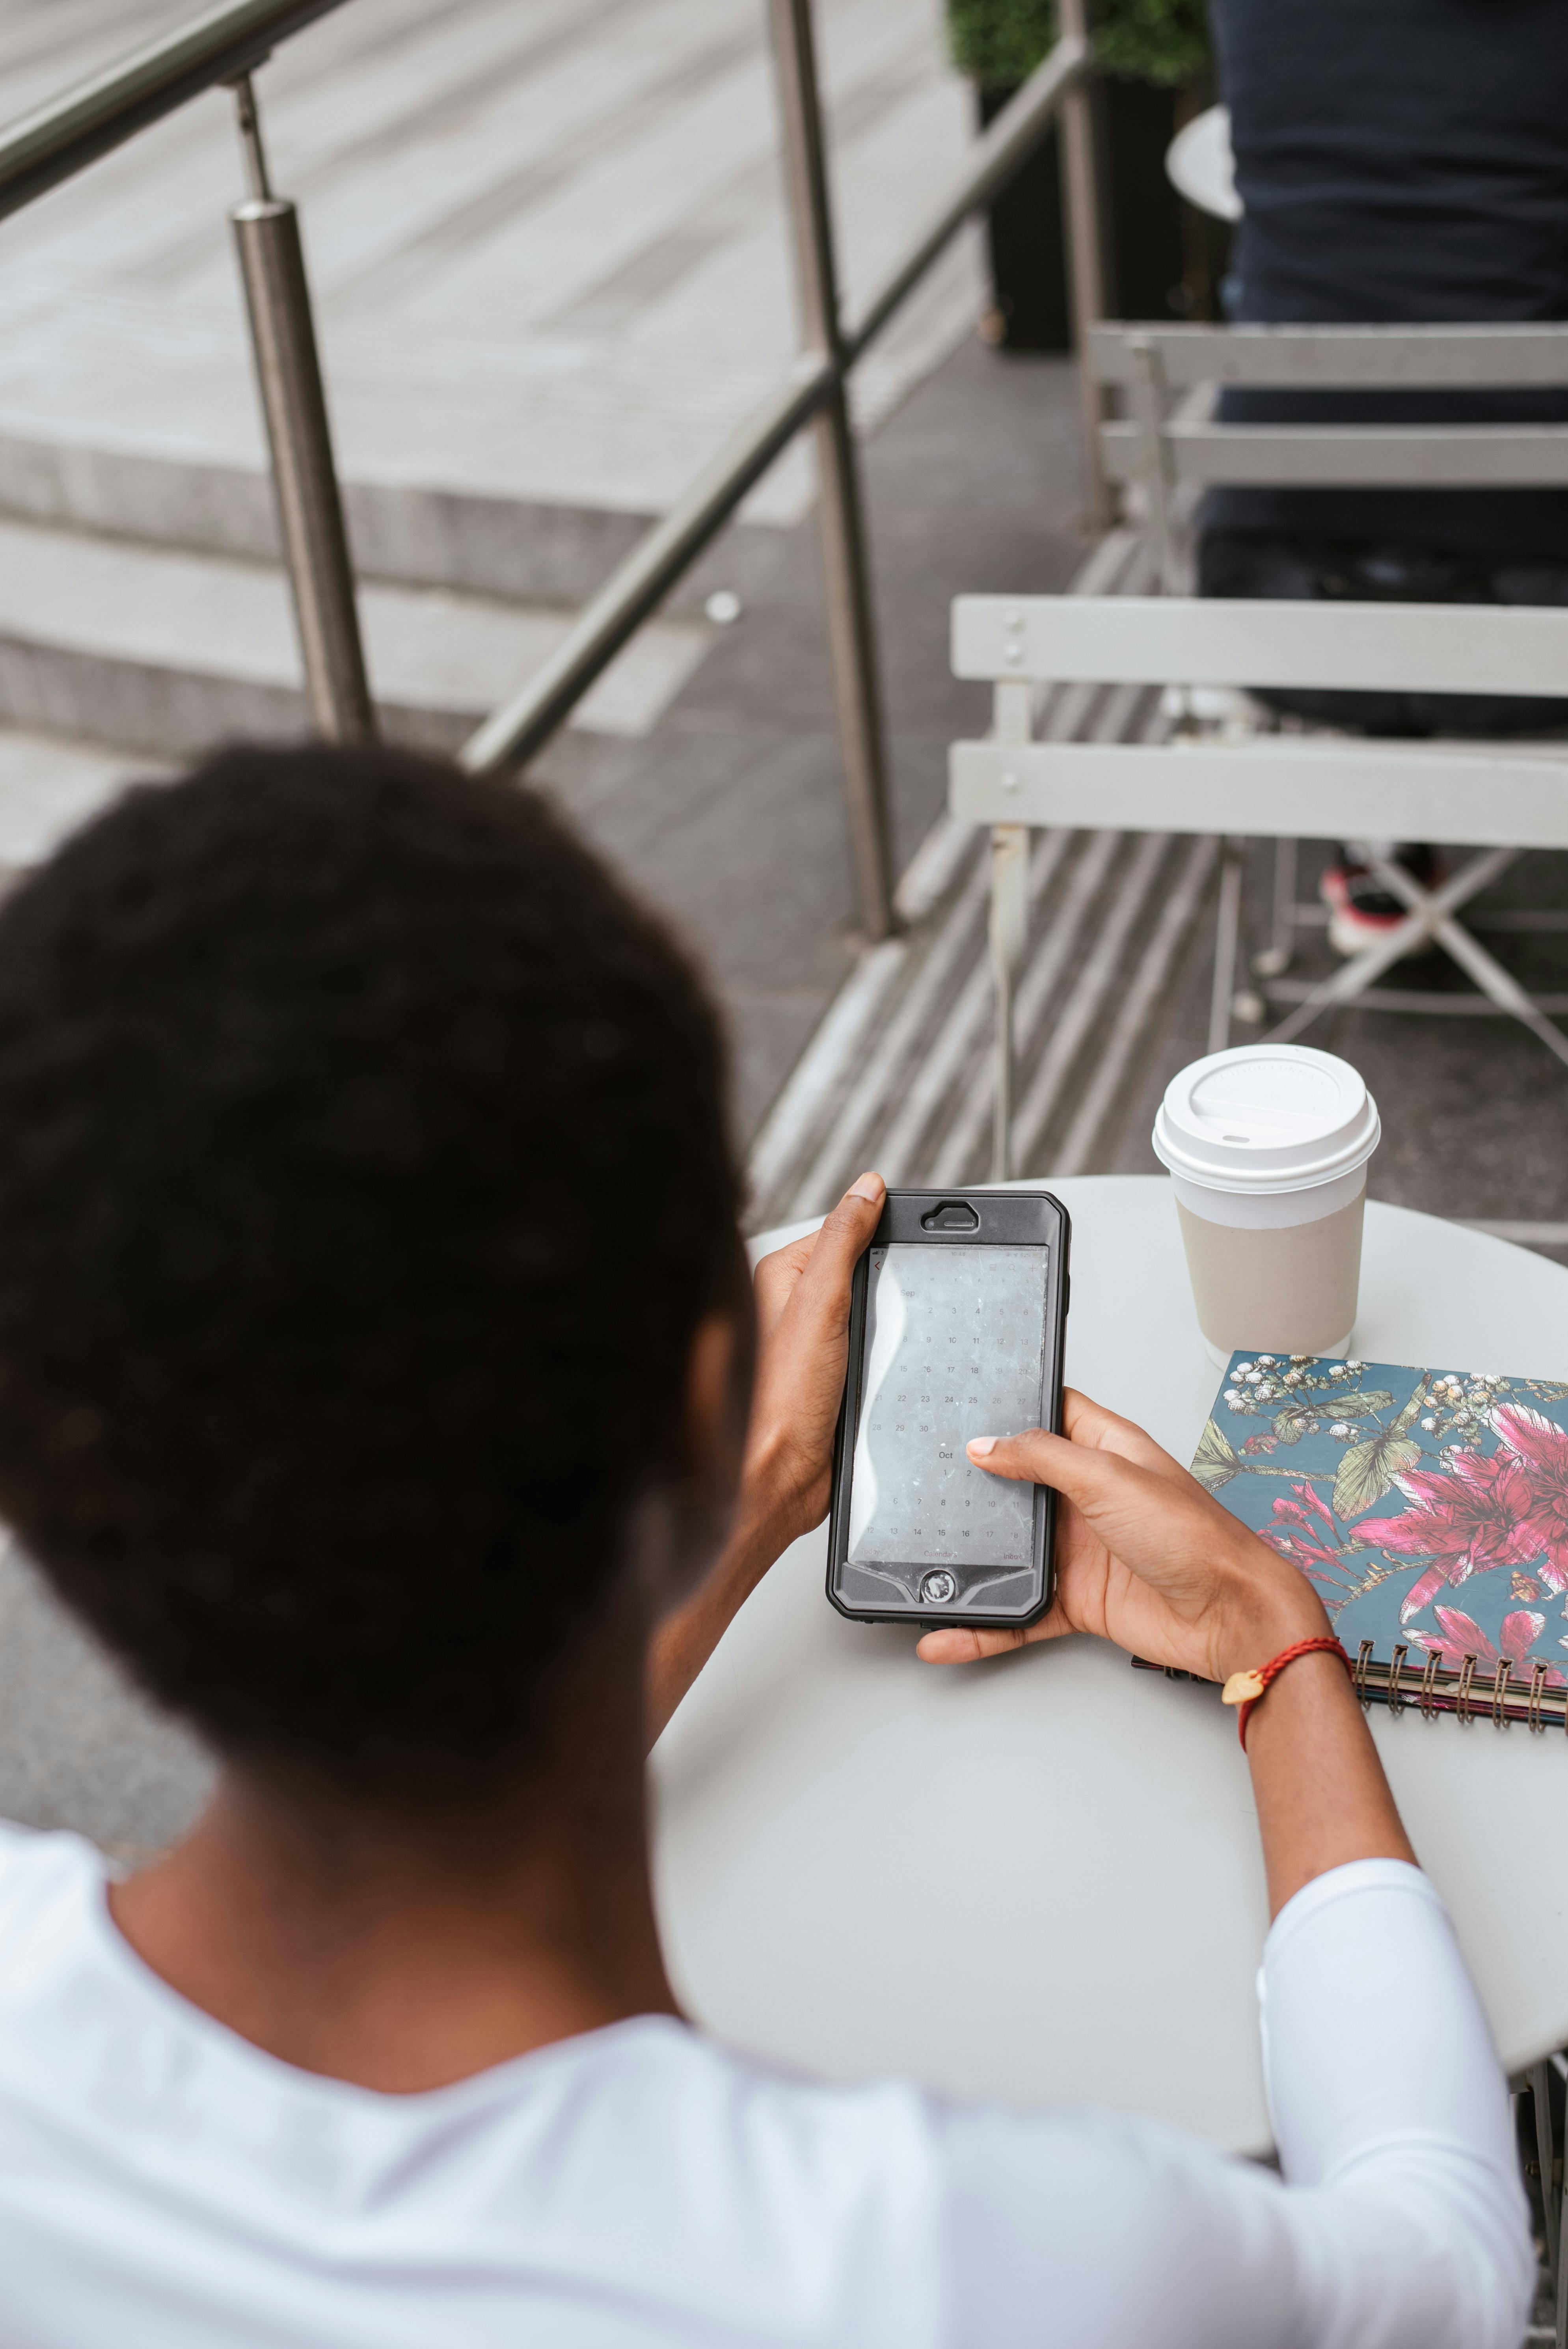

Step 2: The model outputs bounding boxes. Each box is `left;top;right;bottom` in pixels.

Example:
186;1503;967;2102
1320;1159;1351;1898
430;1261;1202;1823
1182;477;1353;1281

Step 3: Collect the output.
1152;1045;1381;1368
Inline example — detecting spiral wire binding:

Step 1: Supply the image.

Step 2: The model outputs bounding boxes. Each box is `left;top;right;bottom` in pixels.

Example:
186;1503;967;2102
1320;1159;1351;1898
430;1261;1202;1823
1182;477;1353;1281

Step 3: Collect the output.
1387;1642;1408;1716
1531;1660;1551;1733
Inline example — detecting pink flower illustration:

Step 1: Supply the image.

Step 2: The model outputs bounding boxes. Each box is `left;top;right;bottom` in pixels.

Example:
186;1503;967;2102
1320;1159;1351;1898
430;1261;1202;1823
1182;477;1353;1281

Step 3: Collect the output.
1491;1404;1568;1595
1410;1605;1563;1685
1288;1480;1338;1531
1356;1451;1544;1622
1262;1485;1352;1596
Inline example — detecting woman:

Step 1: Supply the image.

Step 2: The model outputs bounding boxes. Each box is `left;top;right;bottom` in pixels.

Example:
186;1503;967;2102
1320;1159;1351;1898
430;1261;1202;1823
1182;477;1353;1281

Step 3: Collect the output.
0;741;1532;2343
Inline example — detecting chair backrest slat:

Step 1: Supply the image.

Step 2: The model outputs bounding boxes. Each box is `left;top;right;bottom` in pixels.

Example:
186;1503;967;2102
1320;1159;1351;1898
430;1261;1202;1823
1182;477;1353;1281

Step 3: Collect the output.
952;594;1568;699
1101;419;1568;489
1089;321;1568;390
949;740;1568;851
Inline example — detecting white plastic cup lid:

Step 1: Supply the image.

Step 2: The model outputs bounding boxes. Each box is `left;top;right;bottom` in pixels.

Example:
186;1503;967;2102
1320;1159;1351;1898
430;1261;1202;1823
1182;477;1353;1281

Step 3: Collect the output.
1151;1043;1380;1196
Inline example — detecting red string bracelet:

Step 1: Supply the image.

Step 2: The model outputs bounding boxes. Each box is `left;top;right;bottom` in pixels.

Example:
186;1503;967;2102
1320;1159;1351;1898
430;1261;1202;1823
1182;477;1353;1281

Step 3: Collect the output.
1221;1636;1353;1750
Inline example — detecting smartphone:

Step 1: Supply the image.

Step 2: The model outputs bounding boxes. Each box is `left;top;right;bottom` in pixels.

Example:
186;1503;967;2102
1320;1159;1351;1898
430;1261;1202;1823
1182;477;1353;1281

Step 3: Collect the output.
826;1189;1069;1628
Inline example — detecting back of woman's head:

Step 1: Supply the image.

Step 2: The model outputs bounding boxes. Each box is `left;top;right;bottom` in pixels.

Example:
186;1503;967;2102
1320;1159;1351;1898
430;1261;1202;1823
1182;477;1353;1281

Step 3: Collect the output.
0;742;740;1796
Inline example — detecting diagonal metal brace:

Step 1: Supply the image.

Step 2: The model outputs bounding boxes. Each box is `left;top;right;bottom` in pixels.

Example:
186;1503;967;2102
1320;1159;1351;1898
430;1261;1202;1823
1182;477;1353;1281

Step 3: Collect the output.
1265;846;1517;1045
1361;848;1568;1070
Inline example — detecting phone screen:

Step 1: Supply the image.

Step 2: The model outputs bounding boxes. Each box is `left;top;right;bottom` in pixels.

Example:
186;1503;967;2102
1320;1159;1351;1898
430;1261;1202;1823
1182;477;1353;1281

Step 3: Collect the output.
844;1242;1049;1605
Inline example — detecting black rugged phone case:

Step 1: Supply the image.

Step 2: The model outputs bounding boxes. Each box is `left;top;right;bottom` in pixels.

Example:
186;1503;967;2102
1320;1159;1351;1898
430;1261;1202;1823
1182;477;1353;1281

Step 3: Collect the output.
825;1188;1070;1629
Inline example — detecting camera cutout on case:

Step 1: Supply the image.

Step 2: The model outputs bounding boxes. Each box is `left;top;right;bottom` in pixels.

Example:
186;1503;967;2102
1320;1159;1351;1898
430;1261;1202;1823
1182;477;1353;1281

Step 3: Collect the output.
919;1199;979;1233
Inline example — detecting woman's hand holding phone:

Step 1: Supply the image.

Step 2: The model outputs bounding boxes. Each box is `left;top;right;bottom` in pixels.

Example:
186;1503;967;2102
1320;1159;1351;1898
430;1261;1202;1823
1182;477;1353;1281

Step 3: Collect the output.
645;1174;885;1744
661;1201;1414;1919
739;1172;886;1557
916;1391;1329;1686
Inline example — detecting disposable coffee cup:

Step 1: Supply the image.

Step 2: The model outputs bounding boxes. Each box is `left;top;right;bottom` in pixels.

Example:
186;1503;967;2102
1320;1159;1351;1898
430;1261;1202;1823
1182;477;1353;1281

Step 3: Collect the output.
1151;1045;1380;1369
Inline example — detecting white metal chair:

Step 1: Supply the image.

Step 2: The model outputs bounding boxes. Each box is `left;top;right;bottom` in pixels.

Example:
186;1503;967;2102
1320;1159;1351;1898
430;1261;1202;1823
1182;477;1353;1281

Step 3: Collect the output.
1091;319;1568;594
1088;321;1568;1031
948;592;1568;1178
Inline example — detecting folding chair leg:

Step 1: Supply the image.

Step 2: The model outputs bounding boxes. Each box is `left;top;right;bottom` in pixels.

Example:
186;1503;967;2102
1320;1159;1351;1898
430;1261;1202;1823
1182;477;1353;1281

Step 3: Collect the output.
1529;2060;1564;2306
1364;851;1568;1073
1208;836;1246;1056
1253;837;1297;980
1127;337;1180;595
1558;2117;1568;2349
989;824;1029;1183
1267;847;1517;1047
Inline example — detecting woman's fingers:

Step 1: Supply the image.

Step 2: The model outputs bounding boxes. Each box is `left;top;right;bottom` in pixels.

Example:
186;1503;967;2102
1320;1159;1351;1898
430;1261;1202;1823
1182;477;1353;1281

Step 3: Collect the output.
965;1424;1199;1531
790;1174;883;1320
965;1425;1142;1499
916;1604;1074;1666
752;1175;884;1334
916;1624;1028;1664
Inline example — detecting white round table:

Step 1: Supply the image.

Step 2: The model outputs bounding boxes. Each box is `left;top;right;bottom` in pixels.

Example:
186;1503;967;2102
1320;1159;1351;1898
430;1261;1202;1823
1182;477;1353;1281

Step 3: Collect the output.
650;1177;1568;2154
1165;103;1242;224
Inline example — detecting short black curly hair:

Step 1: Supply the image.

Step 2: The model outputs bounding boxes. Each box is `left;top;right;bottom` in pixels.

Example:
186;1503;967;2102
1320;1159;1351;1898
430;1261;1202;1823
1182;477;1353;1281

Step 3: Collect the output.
0;742;741;1794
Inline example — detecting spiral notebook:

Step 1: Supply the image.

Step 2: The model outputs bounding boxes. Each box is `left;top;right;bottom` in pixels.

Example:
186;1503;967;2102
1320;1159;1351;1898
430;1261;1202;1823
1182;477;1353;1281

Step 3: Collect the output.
1173;1351;1568;1729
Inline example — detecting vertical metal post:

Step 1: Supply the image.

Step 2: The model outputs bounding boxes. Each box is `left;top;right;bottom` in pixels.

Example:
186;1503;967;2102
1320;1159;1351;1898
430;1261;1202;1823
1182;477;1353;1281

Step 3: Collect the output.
989;678;1033;1183
1556;2064;1568;2349
229;73;373;743
1127;335;1179;592
1530;2059;1563;2300
1254;835;1298;979
1208;836;1246;1055
1056;0;1112;535
767;0;896;944
989;823;1030;1181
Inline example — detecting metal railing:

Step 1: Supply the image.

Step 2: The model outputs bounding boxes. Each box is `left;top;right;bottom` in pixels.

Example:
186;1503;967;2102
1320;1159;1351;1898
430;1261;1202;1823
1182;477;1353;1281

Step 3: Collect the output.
0;0;1108;939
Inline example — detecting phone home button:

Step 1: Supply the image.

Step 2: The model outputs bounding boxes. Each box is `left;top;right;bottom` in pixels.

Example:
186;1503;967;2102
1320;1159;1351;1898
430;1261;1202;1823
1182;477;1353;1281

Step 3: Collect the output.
920;1570;957;1605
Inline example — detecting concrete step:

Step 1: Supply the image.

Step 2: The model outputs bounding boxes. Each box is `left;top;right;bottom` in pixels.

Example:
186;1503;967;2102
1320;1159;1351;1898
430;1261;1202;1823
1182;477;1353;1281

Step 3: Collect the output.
0;516;713;760
0;0;981;602
0;429;664;610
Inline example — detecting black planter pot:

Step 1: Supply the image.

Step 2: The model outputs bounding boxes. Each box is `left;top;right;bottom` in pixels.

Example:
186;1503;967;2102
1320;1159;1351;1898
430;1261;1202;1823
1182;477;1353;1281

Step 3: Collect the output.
975;74;1229;351
976;86;1071;351
1102;75;1187;322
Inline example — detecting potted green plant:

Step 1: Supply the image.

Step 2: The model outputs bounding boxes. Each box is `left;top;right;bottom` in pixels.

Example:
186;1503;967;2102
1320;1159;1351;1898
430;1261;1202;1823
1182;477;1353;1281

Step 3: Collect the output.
948;0;1216;350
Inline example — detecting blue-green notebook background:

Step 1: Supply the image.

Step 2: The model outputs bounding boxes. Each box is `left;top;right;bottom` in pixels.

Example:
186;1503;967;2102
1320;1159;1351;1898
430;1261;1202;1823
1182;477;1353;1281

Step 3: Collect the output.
1193;1352;1568;1687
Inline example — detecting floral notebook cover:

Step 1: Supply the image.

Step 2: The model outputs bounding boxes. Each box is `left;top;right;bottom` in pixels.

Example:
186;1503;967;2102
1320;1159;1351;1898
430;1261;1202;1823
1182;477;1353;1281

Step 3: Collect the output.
1192;1352;1568;1693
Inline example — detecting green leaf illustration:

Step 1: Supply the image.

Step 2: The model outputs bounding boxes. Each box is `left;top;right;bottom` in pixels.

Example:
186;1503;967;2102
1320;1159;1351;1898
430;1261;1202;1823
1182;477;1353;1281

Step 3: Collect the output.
1320;1388;1395;1419
1333;1431;1421;1520
1192;1417;1238;1491
1386;1376;1432;1439
1268;1406;1313;1446
1267;1388;1391;1446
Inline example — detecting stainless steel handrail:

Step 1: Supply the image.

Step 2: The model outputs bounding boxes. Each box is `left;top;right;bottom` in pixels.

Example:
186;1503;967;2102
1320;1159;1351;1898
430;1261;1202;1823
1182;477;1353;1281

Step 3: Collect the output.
0;0;353;223
460;23;1100;859
459;358;836;779
842;31;1088;362
0;0;1108;933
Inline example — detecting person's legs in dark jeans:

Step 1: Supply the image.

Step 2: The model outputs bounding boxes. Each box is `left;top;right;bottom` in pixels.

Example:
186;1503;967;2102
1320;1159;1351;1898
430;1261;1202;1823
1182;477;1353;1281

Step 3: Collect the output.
1197;531;1568;950
1197;531;1568;736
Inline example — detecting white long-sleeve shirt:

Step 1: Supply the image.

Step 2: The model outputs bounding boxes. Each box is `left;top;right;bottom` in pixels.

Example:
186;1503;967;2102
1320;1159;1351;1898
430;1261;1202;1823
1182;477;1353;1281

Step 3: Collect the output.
0;1823;1534;2347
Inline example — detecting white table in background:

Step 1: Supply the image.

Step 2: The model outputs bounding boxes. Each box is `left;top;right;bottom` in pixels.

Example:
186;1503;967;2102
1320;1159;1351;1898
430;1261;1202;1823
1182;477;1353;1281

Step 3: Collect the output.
651;1176;1568;2154
1166;104;1242;223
